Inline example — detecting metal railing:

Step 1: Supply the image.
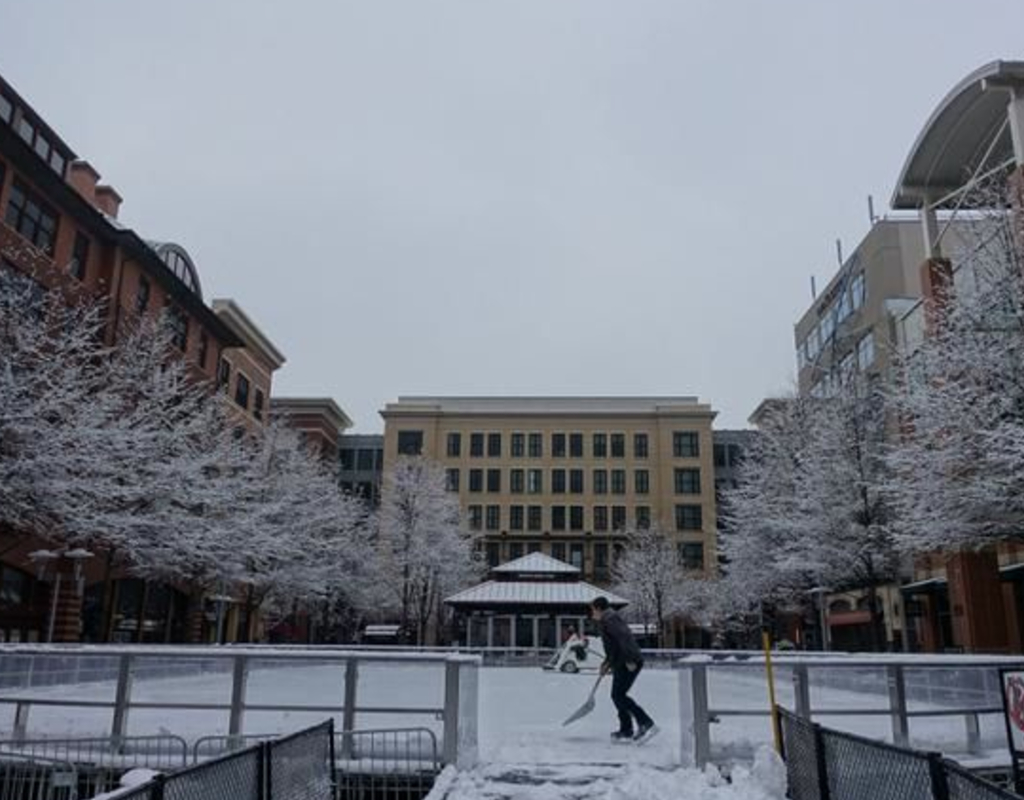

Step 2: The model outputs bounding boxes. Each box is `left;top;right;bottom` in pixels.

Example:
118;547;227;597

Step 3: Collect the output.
0;646;480;769
677;655;1024;768
0;755;79;800
777;707;1021;800
335;728;439;800
0;734;188;770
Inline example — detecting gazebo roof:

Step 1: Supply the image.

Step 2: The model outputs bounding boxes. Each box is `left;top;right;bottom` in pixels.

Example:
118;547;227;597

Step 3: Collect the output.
492;553;580;576
444;580;627;608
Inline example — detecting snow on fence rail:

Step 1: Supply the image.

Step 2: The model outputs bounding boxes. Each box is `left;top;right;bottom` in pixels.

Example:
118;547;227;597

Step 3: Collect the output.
0;645;480;769
679;655;1024;769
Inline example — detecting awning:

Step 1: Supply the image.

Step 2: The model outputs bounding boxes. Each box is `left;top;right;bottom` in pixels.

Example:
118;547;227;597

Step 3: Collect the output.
900;578;948;595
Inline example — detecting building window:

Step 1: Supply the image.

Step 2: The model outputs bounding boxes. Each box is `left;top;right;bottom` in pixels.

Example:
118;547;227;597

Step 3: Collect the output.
470;433;484;457
728;445;741;466
397;430;424;456
594;543;609;580
679;542;705;571
509;542;524;559
253;390;265;421
511;433;525;457
69;232;89;281
713;444;727;468
197;332;209;371
593;470;608;495
552;506;566;531
612;506;627;531
510;469;525;494
610;433;625;458
167;305;188;351
510;505;524;530
552;433;566;458
357;449;375;471
528;433;543;458
552;469;566;494
569;543;584;569
217;358;231;393
569;469;584;494
634;470;649;495
447;432;461;457
486;542;500;567
593;433;607;458
634;433;649;459
673;431;700;458
487;469;501;493
468;505;483;531
594;506;608;531
528;506;542;531
486;505;501;531
16;117;33;145
569;433;584;458
5;180;58;254
488;433;502;457
570;506;584;531
0;94;11;123
552;542;566;562
234;373;250;409
341;449;356;471
528;469;543;494
469;469;483;493
445;469;460;492
136;276;151;314
636;506;651;529
851;272;866;310
675;504;703;531
675;468;701;494
857;332;875;370
611;469;626;495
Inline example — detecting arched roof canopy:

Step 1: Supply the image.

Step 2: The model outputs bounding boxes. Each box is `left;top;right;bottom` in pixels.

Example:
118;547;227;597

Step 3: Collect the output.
892;60;1024;211
148;241;203;299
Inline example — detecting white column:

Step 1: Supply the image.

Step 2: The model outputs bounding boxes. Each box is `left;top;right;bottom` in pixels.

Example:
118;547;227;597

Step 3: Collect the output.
920;194;941;258
1009;88;1024;166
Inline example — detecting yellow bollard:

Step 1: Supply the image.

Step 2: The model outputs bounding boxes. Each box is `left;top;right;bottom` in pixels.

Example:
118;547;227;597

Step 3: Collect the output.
763;630;782;754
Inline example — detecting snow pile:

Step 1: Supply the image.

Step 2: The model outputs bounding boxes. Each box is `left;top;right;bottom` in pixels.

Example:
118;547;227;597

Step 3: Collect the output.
430;748;787;799
86;768;161;799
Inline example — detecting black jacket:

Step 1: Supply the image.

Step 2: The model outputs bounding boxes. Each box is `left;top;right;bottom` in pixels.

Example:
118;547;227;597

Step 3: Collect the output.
598;609;643;669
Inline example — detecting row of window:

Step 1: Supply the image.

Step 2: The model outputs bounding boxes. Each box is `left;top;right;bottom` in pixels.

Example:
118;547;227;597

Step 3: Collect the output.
216;358;265;420
466;503;703;532
339;448;385;472
446;467;701;495
397;430;701;459
0;92;68;177
798;272;866;367
482;540;705;571
808;333;876;398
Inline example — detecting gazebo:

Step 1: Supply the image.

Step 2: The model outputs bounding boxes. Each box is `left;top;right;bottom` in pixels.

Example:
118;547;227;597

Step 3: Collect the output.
445;553;628;649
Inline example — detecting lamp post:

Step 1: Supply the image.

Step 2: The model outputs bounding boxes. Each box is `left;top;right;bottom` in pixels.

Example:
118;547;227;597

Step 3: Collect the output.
809;586;830;652
28;548;93;643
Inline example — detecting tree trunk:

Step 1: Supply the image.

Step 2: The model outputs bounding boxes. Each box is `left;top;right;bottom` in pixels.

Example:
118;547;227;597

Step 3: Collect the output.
100;550;117;643
134;580;150;644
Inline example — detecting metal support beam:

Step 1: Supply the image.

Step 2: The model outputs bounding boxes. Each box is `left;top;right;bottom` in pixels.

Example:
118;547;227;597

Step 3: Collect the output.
228;655;249;738
920;196;941;259
1008;88;1024;166
887;664;909;747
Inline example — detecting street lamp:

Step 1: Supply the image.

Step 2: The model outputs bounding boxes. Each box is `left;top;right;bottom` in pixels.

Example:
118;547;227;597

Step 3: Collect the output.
28;548;93;643
808;586;831;652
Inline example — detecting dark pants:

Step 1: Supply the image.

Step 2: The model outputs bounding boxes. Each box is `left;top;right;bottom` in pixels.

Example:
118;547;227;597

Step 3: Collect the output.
611;663;653;734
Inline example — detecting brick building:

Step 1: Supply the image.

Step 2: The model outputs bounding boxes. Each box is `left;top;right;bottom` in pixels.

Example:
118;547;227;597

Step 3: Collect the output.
0;71;289;644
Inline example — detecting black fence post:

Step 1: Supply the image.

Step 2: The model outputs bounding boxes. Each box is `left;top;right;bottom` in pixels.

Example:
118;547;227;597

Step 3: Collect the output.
813;723;831;800
327;718;337;792
260;740;271;800
927;753;950;800
150;773;166;800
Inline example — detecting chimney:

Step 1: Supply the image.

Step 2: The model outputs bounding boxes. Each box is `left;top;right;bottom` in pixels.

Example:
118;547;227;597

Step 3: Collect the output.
68;160;100;202
94;185;123;219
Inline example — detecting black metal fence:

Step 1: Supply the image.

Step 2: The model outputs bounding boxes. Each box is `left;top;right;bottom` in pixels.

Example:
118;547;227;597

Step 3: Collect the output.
112;720;335;800
776;707;1021;800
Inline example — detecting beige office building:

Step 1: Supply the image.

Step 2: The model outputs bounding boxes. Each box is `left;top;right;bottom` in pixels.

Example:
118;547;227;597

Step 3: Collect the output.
380;397;718;585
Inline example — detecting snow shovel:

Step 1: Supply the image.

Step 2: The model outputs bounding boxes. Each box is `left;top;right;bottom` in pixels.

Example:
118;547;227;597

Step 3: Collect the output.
562;672;605;726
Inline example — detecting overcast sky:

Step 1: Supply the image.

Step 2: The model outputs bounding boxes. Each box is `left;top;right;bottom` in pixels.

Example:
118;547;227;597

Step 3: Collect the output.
1;2;1021;430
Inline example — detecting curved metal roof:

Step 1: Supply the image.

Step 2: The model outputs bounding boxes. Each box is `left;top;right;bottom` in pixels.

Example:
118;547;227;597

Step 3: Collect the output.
892;60;1024;210
148;241;203;299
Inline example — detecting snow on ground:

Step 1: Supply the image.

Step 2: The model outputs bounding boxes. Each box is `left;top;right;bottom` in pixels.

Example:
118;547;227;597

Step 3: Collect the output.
428;747;787;800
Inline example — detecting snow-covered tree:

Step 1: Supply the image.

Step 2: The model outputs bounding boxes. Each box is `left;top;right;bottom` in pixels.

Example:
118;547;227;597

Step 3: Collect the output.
720;385;899;649
888;178;1024;553
612;523;685;648
377;456;481;645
